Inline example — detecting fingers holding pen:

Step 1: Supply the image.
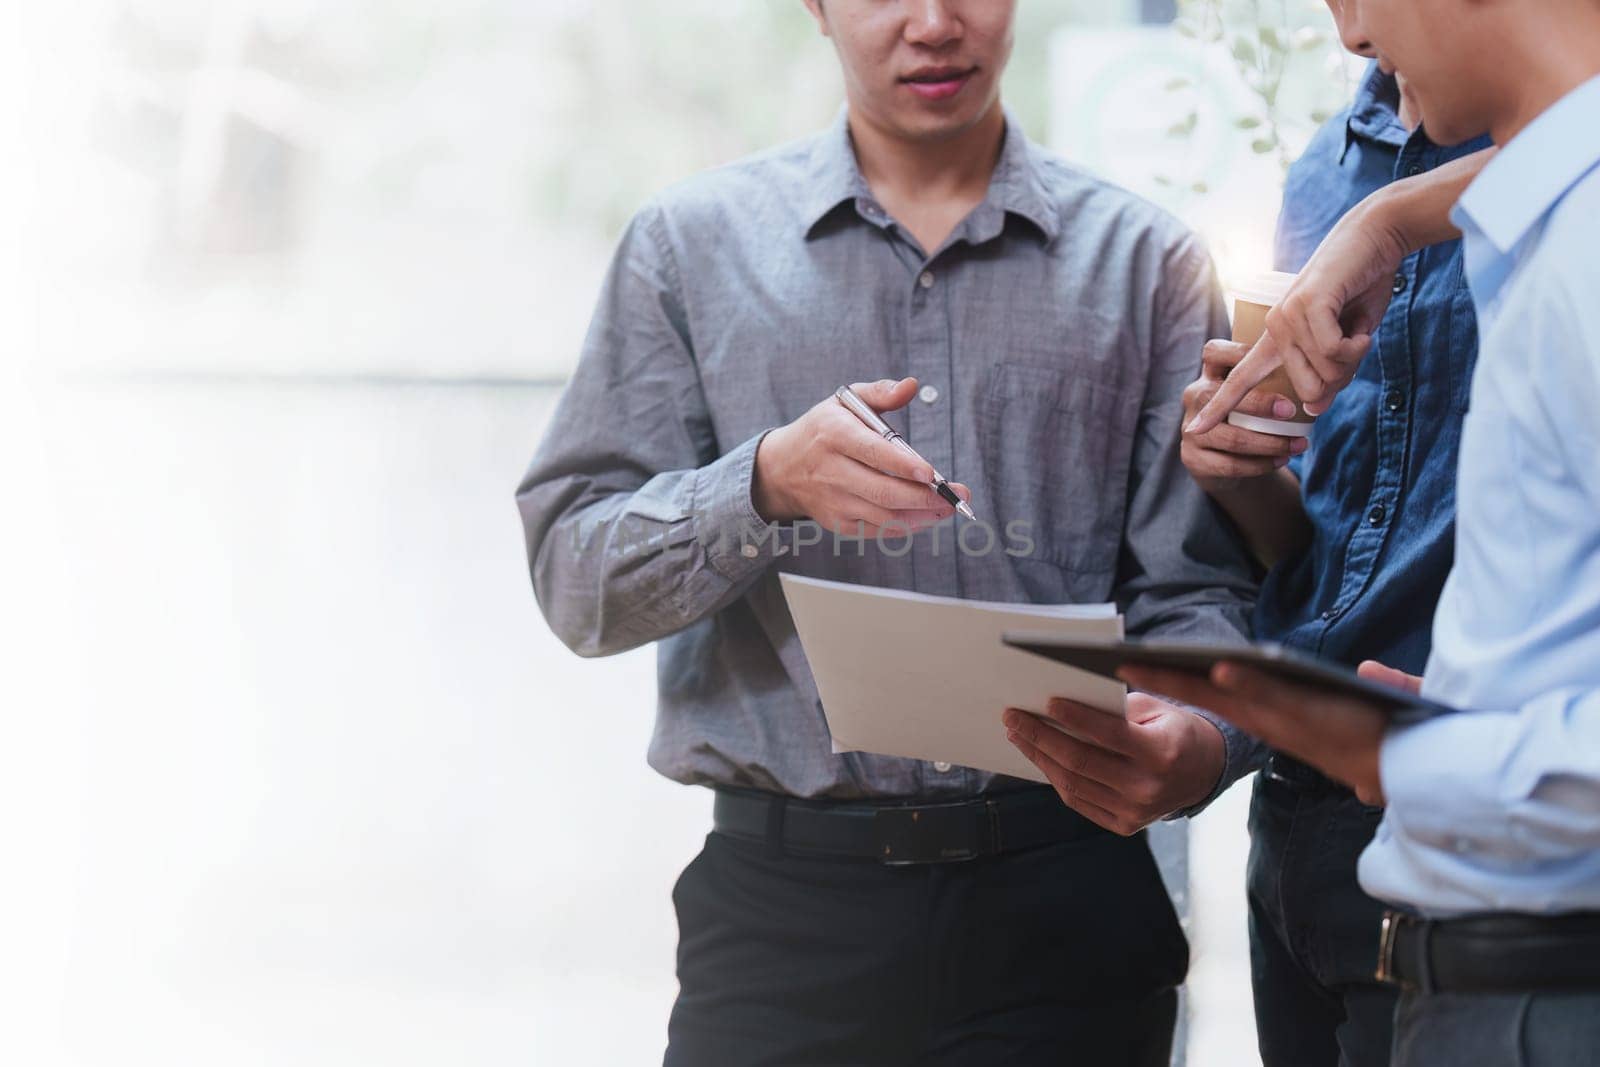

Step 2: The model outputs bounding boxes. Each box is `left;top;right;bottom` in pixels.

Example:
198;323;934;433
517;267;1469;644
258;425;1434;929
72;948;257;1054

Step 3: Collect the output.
754;379;975;533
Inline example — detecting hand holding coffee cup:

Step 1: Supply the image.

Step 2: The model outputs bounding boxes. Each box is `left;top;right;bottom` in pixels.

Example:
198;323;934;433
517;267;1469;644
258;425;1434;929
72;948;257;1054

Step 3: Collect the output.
1223;272;1316;438
1180;338;1309;488
1186;266;1378;436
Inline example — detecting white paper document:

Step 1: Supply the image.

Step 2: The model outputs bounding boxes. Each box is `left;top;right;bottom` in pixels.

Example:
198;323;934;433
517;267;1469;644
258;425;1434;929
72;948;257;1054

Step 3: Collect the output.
780;573;1126;783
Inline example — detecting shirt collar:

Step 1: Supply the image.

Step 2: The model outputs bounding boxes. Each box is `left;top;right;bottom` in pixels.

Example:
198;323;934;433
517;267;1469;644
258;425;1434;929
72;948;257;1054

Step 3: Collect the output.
1453;74;1600;257
1343;62;1408;155
802;107;1061;243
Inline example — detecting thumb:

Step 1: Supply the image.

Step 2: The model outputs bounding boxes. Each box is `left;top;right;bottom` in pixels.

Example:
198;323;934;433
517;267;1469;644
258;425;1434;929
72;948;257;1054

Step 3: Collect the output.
1357;660;1423;695
850;376;919;412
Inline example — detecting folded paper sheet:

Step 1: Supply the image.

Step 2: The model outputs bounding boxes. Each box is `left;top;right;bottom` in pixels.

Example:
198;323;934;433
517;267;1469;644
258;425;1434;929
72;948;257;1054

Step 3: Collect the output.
780;573;1126;783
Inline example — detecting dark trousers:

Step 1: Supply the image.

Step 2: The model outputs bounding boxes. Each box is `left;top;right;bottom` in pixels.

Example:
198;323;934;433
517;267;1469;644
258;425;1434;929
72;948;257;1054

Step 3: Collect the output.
1247;764;1398;1067
665;827;1188;1066
1392;990;1600;1066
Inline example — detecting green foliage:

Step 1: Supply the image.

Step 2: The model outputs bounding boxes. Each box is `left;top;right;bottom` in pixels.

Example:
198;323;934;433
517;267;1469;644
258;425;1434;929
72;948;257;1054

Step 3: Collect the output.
1171;0;1352;176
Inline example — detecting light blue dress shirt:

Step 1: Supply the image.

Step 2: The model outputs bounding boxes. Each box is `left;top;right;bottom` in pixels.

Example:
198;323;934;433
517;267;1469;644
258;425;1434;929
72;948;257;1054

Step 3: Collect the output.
1358;75;1600;917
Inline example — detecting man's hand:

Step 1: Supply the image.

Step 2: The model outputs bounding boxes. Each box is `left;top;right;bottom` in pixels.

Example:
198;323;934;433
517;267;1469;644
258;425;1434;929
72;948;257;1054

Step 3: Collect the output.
1115;660;1421;807
1001;694;1227;836
753;377;969;535
1180;339;1313;569
1189;147;1495;434
1181;339;1309;492
1188;198;1408;433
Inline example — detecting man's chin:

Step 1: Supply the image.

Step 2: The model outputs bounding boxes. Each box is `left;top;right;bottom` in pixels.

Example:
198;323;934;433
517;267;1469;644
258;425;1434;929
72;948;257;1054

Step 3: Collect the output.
1419;110;1493;148
886;98;1000;143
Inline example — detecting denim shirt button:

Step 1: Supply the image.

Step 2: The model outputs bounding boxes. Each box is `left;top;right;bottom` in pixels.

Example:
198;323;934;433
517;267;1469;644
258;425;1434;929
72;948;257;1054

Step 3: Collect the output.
1385;389;1405;413
1368;503;1388;526
1392;274;1408;295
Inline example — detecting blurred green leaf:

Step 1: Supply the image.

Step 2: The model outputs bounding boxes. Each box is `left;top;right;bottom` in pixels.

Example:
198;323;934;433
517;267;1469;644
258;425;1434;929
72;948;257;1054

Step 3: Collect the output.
1251;137;1278;153
1231;36;1257;65
1165;76;1192;91
1167;112;1199;137
1294;27;1327;50
1234;115;1263;129
1191;180;1209;194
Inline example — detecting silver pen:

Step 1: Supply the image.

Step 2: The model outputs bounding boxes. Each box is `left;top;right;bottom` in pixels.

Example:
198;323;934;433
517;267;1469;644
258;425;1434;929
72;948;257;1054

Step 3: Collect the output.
834;385;977;521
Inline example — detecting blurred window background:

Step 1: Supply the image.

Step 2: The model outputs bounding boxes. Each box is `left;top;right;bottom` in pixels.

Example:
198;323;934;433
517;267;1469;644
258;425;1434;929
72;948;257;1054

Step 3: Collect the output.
11;2;1356;1065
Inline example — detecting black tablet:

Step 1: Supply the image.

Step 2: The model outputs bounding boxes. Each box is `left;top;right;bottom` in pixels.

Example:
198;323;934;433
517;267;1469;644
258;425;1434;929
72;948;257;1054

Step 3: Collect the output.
1001;632;1456;723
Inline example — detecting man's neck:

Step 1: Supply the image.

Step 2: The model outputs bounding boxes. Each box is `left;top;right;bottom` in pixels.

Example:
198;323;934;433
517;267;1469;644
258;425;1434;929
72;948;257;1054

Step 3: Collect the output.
1486;18;1600;145
848;102;1006;210
843;101;1007;256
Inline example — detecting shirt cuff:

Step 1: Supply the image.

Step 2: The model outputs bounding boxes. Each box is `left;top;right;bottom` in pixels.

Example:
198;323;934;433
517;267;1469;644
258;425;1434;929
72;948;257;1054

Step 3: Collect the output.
692;431;782;582
1165;704;1268;821
1379;711;1517;845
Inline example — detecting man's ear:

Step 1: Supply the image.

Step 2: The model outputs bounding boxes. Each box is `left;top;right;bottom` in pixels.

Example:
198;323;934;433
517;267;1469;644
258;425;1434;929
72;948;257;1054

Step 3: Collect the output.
801;0;831;37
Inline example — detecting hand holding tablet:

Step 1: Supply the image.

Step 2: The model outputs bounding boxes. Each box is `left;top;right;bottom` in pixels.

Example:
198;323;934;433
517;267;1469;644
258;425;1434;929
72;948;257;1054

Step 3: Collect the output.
1001;633;1444;807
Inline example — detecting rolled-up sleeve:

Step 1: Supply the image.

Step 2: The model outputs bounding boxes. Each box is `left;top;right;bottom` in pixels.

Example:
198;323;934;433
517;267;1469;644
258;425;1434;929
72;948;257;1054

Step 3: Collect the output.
1117;233;1268;813
516;202;780;658
1380;689;1600;867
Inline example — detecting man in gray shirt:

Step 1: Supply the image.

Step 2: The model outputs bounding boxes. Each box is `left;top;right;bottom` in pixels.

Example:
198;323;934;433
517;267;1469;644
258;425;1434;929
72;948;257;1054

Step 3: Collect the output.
518;2;1258;1063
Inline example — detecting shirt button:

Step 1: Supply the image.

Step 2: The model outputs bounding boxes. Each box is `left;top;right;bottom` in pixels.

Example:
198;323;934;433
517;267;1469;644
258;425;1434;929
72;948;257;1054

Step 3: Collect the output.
1406;163;1423;178
1320;609;1337;621
918;384;940;404
933;761;953;773
1385;389;1405;412
1368;503;1387;526
919;271;935;289
741;543;759;559
1392;273;1408;295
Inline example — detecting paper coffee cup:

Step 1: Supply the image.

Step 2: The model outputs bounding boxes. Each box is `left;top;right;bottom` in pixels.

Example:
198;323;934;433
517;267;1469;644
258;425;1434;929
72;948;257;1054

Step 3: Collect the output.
1227;271;1314;438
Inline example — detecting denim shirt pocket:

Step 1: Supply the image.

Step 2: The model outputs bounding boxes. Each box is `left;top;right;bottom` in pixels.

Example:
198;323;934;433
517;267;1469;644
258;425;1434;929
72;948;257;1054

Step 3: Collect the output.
980;360;1132;593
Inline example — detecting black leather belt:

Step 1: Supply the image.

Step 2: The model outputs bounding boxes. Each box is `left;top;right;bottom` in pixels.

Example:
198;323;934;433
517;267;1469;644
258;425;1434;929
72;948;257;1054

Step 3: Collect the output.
1263;752;1346;794
712;786;1105;865
1377;909;1600;993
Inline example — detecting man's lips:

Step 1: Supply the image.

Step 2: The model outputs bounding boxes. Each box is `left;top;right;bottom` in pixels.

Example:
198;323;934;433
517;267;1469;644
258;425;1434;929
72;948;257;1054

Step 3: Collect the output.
900;67;976;102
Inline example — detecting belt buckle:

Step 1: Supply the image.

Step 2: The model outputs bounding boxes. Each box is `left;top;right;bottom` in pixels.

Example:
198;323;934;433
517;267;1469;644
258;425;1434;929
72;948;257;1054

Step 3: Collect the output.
1375;910;1415;989
874;803;984;866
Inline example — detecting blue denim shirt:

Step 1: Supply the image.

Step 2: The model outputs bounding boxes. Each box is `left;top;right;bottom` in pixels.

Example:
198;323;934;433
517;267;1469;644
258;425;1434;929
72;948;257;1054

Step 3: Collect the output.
1254;67;1489;676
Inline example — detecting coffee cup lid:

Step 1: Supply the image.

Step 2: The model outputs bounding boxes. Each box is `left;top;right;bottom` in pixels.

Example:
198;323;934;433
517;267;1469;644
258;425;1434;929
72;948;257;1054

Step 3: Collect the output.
1231;270;1298;308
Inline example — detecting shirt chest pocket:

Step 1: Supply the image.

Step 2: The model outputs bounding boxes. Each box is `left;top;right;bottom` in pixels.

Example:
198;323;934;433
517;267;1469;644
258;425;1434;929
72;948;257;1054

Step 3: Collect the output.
980;360;1136;581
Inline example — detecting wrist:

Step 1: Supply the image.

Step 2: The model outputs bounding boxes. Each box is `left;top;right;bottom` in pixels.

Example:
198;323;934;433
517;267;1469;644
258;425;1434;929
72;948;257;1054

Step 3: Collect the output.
1197;473;1254;499
1181;709;1228;810
1359;182;1428;260
751;426;797;523
1198;463;1288;503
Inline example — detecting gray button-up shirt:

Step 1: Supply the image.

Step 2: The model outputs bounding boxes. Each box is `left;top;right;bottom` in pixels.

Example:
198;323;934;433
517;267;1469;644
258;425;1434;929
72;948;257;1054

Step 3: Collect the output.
518;111;1259;800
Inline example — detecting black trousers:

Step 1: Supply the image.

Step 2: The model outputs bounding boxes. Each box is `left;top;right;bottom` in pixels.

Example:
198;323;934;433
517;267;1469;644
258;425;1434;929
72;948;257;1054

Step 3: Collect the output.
1247;766;1398;1067
665;827;1188;1066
